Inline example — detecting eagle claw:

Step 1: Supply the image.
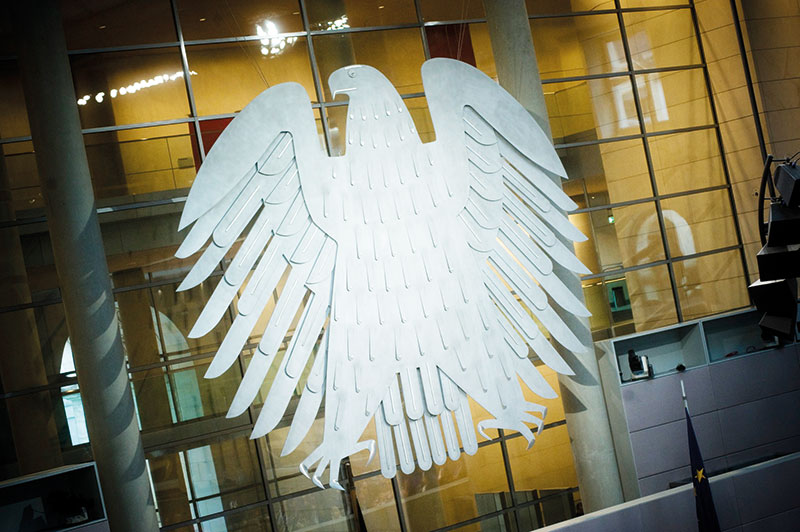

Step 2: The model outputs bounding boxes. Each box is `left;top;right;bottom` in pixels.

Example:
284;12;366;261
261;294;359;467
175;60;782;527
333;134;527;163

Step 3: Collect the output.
299;439;376;490
477;401;548;449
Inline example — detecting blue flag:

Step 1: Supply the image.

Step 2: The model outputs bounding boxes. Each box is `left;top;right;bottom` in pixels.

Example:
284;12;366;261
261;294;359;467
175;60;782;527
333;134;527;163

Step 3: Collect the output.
686;407;721;532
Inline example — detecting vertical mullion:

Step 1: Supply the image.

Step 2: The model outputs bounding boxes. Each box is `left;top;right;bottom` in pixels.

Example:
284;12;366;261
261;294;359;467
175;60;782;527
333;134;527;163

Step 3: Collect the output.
688;0;752;288
497;430;523;531
414;0;431;59
249;355;277;530
299;0;334;156
391;475;410;532
726;0;768;161
169;0;205;161
614;0;684;322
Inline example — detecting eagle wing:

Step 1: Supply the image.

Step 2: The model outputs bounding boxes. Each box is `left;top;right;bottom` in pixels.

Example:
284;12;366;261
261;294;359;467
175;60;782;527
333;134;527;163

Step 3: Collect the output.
422;58;591;382
176;83;335;448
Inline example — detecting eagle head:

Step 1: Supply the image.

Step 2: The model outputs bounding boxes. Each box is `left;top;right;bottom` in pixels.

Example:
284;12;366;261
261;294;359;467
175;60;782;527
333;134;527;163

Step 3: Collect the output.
329;65;394;101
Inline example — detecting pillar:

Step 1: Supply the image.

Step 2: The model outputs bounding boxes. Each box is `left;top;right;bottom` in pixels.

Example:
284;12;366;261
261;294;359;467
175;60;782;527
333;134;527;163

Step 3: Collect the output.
483;0;625;512
11;2;160;531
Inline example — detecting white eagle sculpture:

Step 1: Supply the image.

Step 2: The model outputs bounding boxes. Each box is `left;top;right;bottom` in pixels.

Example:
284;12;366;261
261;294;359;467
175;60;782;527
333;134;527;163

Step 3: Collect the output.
176;58;590;489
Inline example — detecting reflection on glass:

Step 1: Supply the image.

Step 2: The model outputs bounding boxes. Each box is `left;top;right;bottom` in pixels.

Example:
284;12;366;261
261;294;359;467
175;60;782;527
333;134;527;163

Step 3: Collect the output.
572;201;665;277
306;0;417;29
583;264;678;339
613;202;667;268
399;442;509;530
661;189;738;257
186;39;316;116
70;48;191;129
85;124;197;200
146;432;265;528
178;0;303;41
272;487;356;531
558;139;651;206
544;77;640;144
507;426;579;528
62;0;177;50
314;29;425;101
532;15;624;79
200;504;272;531
421;22;496;79
354;475;402;530
623;9;700;70
650;129;725;195
0;390;93;482
0;304;68;388
675;249;748;321
259;414;327;498
638;68;712;132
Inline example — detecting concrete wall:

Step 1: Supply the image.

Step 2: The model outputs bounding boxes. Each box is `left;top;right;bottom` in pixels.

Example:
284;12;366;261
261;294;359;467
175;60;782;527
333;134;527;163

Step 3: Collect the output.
538;452;800;532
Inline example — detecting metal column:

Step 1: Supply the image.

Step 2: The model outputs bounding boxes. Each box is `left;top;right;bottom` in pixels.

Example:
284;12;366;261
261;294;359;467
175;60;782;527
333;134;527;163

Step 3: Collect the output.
12;2;160;531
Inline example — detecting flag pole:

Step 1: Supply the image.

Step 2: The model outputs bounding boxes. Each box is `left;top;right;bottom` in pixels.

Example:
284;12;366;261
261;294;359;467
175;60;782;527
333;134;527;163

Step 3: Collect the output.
681;379;689;413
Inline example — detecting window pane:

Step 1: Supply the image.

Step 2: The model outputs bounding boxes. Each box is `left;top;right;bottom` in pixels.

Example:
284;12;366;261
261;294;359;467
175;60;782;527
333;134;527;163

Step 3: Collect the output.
130;355;245;431
425;23;495;79
507;425;578;506
2;142;43;217
146;433;265;527
623;9;700;70
314;29;426;101
258;407;326;498
0;213;57;303
399;442;510;530
306;0;417;29
62;0;177;50
178;0;303;41
0;304;69;389
71;48;191;129
650;129;726;195
545;77;641;144
583;265;678;339
0;60;30;139
469;23;497;79
186;39;317;116
675;249;748;321
0;391;93;481
572;202;665;276
5;124;198;213
532;15;625;79
271;487;356;531
638;68;712;132
101;207;205;289
559;139;652;206
418;0;485;21
354;475;402;531
197;110;326;157
85;123;197;200
200;504;271;532
660;189;738;257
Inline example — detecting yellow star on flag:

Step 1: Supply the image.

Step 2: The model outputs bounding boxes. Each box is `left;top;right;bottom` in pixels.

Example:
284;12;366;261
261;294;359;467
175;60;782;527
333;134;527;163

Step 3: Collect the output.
695;468;705;483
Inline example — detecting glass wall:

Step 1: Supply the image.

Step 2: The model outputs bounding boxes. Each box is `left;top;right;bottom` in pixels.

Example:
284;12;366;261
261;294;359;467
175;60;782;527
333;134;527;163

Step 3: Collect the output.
0;0;751;530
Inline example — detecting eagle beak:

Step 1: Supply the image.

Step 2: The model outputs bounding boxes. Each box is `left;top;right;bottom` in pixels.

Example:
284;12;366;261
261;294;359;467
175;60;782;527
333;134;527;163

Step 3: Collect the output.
329;67;358;99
